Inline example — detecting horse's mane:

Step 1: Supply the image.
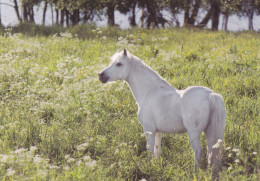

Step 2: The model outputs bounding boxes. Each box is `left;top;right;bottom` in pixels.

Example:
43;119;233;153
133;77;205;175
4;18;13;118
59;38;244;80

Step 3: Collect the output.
126;52;175;91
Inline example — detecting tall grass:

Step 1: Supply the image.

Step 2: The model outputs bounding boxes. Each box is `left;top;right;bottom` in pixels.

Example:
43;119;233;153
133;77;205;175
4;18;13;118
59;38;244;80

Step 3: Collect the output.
0;25;259;180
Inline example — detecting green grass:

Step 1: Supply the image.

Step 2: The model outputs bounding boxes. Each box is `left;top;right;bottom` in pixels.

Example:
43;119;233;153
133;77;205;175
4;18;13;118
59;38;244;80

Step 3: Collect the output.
0;25;259;180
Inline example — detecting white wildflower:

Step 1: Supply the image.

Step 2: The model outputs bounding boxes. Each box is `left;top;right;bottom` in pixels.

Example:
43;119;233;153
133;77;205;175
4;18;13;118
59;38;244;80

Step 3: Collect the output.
14;148;27;154
6;168;16;176
252;152;257;155
30;146;37;152
33;154;43;165
67;158;75;164
49;165;60;169
37;169;47;178
228;167;232;171
140;179;147;181
225;147;231;150
119;142;127;147
65;155;70;160
228;153;232;157
114;149;119;155
234;159;240;163
85;160;97;167
83;155;91;162
232;148;241;155
76;143;89;151
63;165;70;170
0;154;9;163
212;139;223;149
77;160;82;166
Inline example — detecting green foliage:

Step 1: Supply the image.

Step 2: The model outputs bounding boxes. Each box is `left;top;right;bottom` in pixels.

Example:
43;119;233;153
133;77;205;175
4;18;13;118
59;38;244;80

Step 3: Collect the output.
0;26;259;180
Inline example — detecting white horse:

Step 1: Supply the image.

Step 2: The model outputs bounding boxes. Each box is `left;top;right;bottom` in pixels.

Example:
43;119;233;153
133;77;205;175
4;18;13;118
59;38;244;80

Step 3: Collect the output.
98;49;225;172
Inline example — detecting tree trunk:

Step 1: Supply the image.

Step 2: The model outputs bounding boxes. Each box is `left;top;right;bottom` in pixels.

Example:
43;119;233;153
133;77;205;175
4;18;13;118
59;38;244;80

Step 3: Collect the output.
248;0;254;31
29;5;34;23
23;3;28;22
55;9;59;25
14;0;22;23
140;8;146;28
211;0;220;31
107;3;115;26
146;2;158;28
130;2;137;27
196;8;212;28
51;3;54;25
66;9;70;27
184;0;201;27
222;11;229;31
42;0;48;25
189;0;201;25
71;9;79;26
184;3;190;26
60;9;64;27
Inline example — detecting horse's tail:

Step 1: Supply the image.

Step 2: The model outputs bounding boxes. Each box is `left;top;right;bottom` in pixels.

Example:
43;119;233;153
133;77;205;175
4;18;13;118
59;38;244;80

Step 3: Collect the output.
205;92;225;176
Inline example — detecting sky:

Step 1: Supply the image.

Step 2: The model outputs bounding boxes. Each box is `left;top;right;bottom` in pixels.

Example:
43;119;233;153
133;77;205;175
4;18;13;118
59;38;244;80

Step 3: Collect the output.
1;0;260;31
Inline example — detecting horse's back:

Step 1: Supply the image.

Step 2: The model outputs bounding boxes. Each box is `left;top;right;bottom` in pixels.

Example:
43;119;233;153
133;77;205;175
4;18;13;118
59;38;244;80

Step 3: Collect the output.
180;86;213;132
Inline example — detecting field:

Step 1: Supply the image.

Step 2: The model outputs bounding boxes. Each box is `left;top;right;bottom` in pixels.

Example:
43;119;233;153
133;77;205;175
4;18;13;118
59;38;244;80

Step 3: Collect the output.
0;25;259;180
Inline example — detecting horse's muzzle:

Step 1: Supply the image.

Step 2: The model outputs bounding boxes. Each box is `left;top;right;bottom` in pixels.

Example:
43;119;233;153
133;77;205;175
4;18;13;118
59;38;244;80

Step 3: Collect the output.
98;72;109;83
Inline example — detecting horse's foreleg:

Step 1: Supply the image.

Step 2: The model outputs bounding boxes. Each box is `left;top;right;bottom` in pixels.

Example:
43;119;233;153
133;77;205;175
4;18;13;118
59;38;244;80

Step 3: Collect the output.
144;130;156;158
154;132;162;157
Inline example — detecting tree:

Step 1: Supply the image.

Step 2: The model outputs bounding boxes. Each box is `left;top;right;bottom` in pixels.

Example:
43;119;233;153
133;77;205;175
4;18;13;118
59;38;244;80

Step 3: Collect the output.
211;0;221;30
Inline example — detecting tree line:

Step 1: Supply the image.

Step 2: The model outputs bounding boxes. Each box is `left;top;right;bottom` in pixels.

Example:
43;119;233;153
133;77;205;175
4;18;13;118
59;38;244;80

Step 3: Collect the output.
1;0;260;31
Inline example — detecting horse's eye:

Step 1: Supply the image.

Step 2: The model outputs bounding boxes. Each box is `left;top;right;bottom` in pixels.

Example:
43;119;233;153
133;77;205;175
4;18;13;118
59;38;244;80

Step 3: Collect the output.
116;62;123;67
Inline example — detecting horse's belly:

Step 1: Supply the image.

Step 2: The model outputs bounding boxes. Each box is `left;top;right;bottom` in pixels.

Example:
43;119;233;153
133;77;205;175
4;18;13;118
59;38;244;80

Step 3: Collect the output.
153;93;186;133
156;116;186;134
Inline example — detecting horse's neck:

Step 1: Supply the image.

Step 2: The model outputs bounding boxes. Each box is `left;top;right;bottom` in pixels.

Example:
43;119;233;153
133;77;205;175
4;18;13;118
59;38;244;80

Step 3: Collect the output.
126;63;170;106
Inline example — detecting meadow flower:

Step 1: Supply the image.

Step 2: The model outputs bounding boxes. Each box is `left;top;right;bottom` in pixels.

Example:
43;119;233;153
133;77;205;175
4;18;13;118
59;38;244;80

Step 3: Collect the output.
212;139;223;149
33;154;44;165
114;149;119;155
228;153;232;157
63;165;70;170
65;155;70;160
30;146;37;152
140;179;147;181
83;155;91;162
228;167;232;171
85;160;97;167
252;152;257;155
235;159;240;163
77;160;83;166
6;168;16;176
67;158;75;164
14;148;27;154
76;143;89;151
119;142;127;147
49;165;60;169
225;146;231;150
37;169;47;178
232;148;241;155
0;154;9;163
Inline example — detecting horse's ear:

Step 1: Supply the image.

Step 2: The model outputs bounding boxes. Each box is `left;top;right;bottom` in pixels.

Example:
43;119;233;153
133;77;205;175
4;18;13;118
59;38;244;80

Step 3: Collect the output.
123;49;127;56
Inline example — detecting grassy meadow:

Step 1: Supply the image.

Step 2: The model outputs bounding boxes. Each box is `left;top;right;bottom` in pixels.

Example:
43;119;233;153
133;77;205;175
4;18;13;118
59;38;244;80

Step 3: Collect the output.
0;25;259;180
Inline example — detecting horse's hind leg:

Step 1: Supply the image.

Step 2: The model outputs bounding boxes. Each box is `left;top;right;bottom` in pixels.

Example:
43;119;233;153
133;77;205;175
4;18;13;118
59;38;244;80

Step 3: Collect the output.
188;131;202;172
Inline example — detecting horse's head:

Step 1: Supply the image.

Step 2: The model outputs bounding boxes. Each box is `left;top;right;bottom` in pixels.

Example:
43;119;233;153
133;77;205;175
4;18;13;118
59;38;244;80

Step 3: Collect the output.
98;49;131;83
